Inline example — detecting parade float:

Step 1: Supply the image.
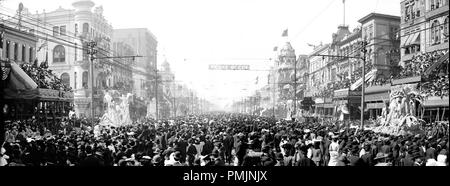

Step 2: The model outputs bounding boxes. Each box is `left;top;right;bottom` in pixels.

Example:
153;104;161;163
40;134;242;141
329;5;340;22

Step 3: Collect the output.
370;84;424;136
98;91;133;127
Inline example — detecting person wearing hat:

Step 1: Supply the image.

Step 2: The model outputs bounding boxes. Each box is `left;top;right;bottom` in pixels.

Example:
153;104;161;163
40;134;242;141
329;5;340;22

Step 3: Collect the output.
347;145;364;166
280;143;294;166
186;138;198;162
295;145;316;167
235;135;248;166
175;138;188;164
374;153;391;166
274;152;285;166
201;136;214;156
260;146;276;166
436;149;447;166
360;145;373;166
211;149;225;166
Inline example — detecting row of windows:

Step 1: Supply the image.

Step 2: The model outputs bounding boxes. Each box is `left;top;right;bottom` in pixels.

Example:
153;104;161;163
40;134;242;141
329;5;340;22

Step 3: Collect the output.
430;0;449;10
62;71;132;90
403;0;449;22
53;26;66;37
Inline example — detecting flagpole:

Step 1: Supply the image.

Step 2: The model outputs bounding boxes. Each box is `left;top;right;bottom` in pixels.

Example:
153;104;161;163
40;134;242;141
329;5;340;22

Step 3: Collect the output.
343;0;346;26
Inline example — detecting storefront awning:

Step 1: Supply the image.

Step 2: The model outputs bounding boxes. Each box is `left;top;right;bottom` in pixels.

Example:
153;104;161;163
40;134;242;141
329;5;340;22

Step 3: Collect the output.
402;32;420;48
423;97;449;107
6;61;38;90
350;69;377;91
424;52;449;76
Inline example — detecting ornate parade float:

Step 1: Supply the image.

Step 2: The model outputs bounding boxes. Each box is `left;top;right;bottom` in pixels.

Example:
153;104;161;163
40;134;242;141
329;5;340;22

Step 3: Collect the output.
98;91;133;127
371;84;424;136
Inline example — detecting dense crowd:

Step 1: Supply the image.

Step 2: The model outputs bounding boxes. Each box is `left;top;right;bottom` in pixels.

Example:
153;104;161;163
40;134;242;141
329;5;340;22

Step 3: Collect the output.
1;114;448;167
395;50;447;80
20;61;72;92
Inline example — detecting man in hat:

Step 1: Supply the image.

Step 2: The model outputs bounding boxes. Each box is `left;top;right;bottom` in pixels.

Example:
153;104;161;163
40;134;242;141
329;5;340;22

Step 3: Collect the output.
223;133;234;165
374;153;391;166
79;146;104;166
260;146;276;166
235;135;248;166
201;136;214;156
281;143;294;166
347;145;364;166
295;145;316;167
360;145;373;166
274;152;284;166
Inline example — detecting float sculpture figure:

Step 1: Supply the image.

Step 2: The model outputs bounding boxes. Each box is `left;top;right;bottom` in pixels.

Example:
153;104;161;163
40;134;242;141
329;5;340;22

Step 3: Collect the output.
374;84;423;135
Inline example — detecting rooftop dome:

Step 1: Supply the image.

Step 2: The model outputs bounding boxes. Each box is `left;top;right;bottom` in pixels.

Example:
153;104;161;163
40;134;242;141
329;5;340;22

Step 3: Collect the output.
72;0;95;10
279;42;296;57
162;60;171;72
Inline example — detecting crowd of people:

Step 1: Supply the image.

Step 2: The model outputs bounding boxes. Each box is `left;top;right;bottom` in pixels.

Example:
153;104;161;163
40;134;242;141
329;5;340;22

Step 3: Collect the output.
1;114;448;167
20;61;72;92
395;50;447;80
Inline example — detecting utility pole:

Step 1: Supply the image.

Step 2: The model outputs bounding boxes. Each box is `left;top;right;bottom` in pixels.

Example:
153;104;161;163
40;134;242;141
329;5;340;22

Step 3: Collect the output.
155;69;159;120
173;83;176;118
360;41;368;130
293;58;298;121
310;40;368;130
87;41;97;127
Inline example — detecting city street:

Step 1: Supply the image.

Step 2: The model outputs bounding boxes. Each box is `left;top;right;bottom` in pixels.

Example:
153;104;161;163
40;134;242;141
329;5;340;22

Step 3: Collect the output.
0;0;448;167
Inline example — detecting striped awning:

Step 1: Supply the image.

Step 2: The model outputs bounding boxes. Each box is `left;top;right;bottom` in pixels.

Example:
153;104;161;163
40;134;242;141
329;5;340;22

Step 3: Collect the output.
402;32;420;48
7;61;38;90
350;69;377;91
424;52;449;76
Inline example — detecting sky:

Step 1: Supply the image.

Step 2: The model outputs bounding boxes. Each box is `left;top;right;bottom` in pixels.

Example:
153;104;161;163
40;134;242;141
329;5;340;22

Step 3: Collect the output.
1;0;401;110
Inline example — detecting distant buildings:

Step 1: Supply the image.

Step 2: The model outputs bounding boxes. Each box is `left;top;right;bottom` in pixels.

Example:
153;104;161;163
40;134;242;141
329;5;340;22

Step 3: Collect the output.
1;0;164;119
113;28;158;99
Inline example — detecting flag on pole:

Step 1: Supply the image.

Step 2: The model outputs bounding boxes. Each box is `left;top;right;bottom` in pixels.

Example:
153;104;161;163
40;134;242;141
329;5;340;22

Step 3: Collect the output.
273;46;278;51
37;41;48;52
255;76;259;85
282;29;288;37
343;0;345;3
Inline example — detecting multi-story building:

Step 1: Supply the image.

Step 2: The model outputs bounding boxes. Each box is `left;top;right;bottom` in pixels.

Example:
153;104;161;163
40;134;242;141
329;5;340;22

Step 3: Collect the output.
112;28;158;100
19;0;116;118
4;0;138;118
0;24;37;65
306;44;333;117
358;13;401;119
398;0;449;122
273;41;297;118
159;59;175;119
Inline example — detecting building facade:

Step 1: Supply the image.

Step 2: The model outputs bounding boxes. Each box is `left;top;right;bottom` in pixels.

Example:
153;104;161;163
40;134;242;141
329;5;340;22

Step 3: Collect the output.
0;24;37;65
113;28;158;100
398;0;449;122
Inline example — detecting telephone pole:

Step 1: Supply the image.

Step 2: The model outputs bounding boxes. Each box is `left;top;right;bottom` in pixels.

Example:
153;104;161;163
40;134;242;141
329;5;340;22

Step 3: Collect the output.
293;57;298;120
310;40;369;130
360;41;368;130
87;41;97;127
87;40;142;126
155;69;159;120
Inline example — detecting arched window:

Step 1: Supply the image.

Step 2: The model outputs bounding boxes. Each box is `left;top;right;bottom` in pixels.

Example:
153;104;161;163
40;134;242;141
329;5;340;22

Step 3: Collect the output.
53;45;65;63
61;73;70;87
82;71;88;89
83;23;89;34
431;20;441;44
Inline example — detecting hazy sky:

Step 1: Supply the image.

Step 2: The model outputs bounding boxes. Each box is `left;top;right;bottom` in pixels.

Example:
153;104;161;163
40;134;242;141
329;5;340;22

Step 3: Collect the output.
2;0;401;110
